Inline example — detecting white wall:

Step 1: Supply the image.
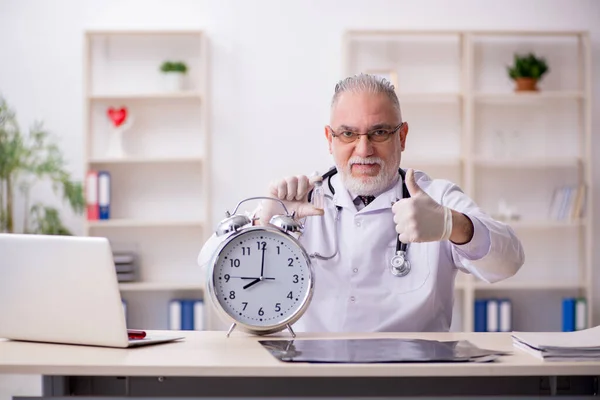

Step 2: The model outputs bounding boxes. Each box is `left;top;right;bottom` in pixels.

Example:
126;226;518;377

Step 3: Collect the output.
1;0;599;398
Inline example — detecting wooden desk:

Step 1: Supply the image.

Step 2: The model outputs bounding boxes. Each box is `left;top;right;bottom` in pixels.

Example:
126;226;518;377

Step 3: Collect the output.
1;331;598;398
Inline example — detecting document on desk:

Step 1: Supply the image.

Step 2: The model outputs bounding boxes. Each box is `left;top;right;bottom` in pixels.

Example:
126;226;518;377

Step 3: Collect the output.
259;338;510;363
511;325;600;361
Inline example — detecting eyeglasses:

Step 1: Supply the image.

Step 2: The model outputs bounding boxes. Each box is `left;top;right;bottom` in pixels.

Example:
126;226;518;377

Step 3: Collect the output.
329;122;404;144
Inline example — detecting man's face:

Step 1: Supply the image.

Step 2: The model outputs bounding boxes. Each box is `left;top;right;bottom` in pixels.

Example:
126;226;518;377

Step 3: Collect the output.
325;91;408;196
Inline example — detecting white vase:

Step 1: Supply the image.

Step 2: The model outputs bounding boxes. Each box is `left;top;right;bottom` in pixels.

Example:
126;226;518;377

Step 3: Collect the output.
163;72;184;92
105;127;126;158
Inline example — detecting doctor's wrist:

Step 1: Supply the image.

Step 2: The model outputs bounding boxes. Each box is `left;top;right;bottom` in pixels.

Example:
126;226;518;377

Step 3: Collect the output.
449;210;474;245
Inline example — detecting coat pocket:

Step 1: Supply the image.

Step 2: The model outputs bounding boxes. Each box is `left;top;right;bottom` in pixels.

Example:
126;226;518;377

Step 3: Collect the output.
385;241;431;294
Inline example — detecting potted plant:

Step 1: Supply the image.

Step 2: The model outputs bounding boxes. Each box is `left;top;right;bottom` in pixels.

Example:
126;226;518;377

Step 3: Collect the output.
507;52;549;92
0;95;85;235
160;61;188;92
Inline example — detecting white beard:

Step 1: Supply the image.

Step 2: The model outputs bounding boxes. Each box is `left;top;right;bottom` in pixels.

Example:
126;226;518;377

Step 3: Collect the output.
340;156;399;196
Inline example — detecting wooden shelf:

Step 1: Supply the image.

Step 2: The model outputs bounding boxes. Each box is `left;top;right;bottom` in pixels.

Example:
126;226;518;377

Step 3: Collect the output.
82;29;211;330
89;92;202;101
454;281;467;290
344;29;593;333
87;29;205;36
119;281;204;292
87;219;203;228
474;281;584;291
89;156;203;165
473;157;581;168
403;158;462;168
474;91;584;103
397;93;462;103
506;220;583;229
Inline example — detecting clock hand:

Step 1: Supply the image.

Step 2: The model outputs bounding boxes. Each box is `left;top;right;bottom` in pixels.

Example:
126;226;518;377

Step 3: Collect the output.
243;278;261;290
241;277;275;280
229;276;276;280
260;247;266;278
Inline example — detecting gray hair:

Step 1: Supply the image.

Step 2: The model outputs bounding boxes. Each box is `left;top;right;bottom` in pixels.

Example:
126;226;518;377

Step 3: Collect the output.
331;73;402;120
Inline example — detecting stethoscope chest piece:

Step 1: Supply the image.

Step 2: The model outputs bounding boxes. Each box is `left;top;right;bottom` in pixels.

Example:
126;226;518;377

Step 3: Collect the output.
390;250;411;277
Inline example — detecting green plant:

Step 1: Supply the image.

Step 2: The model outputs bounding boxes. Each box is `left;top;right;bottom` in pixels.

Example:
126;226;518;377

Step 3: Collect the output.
507;52;549;80
0;95;85;235
160;61;188;74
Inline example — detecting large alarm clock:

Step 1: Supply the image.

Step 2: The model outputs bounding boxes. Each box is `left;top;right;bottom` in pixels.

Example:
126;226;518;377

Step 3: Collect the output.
206;196;314;337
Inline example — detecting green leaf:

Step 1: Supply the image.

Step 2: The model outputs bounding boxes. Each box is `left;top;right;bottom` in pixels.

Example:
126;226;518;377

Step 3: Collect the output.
507;52;549;80
0;94;83;235
160;60;187;74
29;204;73;236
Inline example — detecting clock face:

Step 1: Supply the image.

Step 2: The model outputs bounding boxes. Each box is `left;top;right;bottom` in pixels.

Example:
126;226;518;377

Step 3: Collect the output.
211;228;312;329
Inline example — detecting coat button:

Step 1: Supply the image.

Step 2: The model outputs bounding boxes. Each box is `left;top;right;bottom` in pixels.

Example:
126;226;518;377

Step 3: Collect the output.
353;268;358;274
350;296;356;302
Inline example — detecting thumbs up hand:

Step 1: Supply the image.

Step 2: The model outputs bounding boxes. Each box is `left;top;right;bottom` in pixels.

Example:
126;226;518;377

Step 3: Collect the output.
392;168;453;243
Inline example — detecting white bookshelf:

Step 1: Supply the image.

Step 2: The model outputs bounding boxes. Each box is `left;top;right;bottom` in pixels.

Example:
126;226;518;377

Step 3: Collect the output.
343;29;593;333
83;30;210;330
86;219;203;228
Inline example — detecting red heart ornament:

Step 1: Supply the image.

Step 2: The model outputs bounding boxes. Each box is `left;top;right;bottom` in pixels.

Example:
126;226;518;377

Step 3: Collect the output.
107;107;127;127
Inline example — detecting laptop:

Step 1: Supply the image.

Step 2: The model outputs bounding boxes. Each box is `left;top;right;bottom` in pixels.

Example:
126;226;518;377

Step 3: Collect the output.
0;233;184;348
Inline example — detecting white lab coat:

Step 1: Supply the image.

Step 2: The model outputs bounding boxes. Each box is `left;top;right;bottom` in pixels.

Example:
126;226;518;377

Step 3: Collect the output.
197;169;525;332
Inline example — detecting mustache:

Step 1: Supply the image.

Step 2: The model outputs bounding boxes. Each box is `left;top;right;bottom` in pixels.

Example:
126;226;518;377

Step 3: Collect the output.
347;156;384;168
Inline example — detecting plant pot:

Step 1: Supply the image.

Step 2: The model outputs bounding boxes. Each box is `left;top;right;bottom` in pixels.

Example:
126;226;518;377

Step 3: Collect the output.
514;77;538;92
162;72;185;92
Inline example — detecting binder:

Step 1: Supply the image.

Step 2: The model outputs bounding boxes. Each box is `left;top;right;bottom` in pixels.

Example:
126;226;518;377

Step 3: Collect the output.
575;298;587;331
486;299;499;332
98;171;111;220
169;299;182;330
169;299;204;330
562;298;576;332
85;171;99;220
194;300;205;330
474;299;487;332
498;299;512;332
181;300;194;330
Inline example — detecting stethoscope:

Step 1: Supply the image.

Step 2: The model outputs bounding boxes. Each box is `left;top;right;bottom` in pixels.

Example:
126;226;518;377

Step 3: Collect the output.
307;167;411;277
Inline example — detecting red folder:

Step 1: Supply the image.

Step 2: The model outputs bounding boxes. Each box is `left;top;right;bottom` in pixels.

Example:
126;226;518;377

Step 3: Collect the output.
86;170;99;220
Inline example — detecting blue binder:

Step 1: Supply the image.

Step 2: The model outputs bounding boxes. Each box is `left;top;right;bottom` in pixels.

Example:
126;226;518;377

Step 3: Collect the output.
474;299;487;332
98;171;111;220
562;298;576;332
181;300;195;331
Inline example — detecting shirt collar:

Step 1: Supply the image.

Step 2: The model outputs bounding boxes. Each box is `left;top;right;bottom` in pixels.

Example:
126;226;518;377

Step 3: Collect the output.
330;171;404;213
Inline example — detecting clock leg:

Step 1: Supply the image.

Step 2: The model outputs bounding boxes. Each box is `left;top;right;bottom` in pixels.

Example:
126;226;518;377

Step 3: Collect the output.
226;322;237;338
286;323;296;338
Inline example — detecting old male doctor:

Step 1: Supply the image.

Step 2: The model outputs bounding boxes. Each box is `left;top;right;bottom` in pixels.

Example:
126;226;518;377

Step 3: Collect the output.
199;74;525;332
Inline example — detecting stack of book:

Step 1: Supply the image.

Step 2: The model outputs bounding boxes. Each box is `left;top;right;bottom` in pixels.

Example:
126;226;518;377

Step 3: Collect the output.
113;252;137;282
511;325;600;361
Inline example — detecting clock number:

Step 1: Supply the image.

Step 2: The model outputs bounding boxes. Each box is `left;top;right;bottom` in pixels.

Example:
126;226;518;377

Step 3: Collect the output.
258;307;264;316
242;302;248;310
293;274;299;283
230;259;240;268
287;291;293;300
276;246;280;254
229;291;235;299
288;258;294;267
224;274;230;282
242;247;250;256
275;303;281;312
257;241;266;250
